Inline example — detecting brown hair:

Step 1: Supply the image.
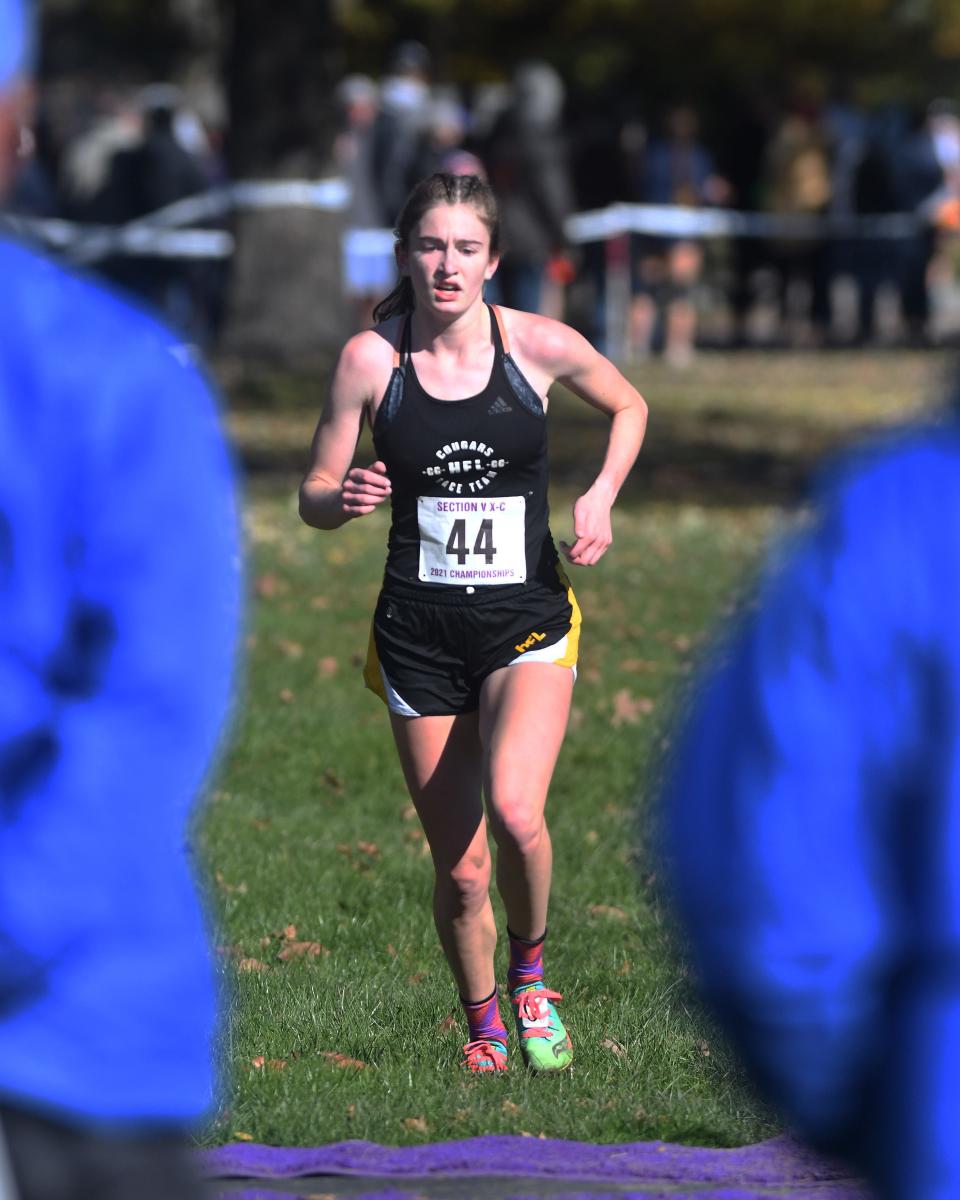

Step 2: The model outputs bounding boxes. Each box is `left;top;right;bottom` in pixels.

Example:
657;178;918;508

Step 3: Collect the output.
372;173;500;324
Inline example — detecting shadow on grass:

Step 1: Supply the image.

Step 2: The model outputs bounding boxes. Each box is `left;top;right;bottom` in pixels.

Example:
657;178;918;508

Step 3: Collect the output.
216;351;953;508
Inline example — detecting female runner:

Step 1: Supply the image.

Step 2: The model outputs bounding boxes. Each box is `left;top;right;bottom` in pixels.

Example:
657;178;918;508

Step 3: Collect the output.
300;173;647;1073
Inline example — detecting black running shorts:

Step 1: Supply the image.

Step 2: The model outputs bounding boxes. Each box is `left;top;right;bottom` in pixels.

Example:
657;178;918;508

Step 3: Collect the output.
363;573;581;717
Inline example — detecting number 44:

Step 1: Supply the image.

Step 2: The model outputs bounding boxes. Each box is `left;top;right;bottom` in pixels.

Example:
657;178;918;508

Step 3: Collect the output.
445;518;497;566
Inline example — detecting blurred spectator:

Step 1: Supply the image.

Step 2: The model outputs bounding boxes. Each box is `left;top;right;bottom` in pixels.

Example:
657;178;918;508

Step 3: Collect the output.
371;40;433;226
894;99;960;345
721;89;777;347
58;88;142;220
0;3;241;1198
660;403;960;1200
335;73;395;331
483;60;576;316
850;106;904;345
95;83;212;345
627;104;730;365
412;95;482;181
761;78;833;346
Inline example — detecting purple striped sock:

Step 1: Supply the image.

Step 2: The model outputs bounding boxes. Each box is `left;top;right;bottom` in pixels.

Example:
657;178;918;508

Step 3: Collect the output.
461;987;508;1044
507;926;546;991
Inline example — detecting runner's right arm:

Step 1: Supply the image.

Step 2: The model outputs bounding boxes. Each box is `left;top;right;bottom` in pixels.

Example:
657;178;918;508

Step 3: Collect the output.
298;333;393;529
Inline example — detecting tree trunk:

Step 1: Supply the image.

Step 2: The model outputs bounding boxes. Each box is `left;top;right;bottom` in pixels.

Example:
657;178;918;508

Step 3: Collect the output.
219;0;349;360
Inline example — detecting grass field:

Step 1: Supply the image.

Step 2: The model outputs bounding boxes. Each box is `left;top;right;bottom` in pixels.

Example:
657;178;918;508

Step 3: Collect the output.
197;349;953;1150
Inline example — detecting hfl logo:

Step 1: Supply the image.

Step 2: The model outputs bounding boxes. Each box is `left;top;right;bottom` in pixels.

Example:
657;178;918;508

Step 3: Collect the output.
514;631;546;653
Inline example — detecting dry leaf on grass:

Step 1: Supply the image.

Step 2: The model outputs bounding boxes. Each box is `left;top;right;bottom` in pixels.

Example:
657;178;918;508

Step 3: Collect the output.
403;1116;428;1133
278;688;295;704
310;594;330;610
320;1051;367;1070
277;940;329;961
610;689;654;726
501;1100;521;1115
317;656;339;678
438;1014;458;1033
602;1038;627;1059
233;1132;254;1142
254;573;287;598
356;841;380;858
237;957;269;973
587;904;630;921
214;871;248;895
276;638;304;659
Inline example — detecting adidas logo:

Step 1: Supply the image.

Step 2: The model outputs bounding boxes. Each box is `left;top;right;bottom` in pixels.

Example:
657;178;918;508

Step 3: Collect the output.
488;395;512;416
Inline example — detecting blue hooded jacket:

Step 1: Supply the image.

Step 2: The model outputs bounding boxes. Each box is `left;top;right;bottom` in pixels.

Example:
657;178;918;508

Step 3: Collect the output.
0;234;240;1126
662;420;960;1199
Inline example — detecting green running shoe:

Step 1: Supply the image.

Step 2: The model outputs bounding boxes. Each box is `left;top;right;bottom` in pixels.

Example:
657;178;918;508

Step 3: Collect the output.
461;1038;508;1073
510;983;573;1071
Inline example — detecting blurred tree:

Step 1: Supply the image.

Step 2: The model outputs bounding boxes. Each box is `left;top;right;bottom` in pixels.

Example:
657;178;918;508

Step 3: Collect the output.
219;0;338;175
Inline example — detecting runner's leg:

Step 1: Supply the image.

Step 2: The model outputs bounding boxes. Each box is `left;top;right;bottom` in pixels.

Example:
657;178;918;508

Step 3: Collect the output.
389;711;497;1002
479;663;574;939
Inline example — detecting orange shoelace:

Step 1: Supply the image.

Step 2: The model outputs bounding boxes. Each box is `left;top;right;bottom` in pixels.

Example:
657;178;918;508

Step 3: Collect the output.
511;987;563;1039
462;1038;508;1072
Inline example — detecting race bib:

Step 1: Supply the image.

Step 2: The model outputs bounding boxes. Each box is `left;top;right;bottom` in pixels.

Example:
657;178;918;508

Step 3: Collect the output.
417;495;526;585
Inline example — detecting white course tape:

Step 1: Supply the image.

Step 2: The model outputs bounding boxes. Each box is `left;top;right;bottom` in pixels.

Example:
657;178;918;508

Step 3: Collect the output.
0;176;932;265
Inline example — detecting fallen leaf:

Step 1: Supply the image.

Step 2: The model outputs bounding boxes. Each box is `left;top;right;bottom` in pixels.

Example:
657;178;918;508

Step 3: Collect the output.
320;1051;367;1070
403;1116;428;1133
588;904;630;921
401;804;417;821
618;960;632;976
585;830;599;845
278;688;295;704
254;573;285;598
324;769;345;794
674;634;692;653
695;1038;711;1058
356;841;380;858
568;705;584;730
336;843;352;857
277;940;329;961
501;1100;521;1115
602;1038;627;1059
408;971;427;985
267;1059;287;1071
317;656;339;678
611;689;654;727
250;1056;265;1069
233;1132;254;1142
282;924;297;940
250;818;271;831
404;828;424;844
438;1014;458;1033
244;634;259;650
277;638;304;659
214;871;248;896
622;658;658;673
310;595;330;610
237;957;269;972
582;666;602;684
385;943;398;958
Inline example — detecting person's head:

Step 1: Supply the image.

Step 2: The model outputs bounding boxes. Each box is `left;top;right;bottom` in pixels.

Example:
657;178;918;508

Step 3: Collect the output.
372;173;500;324
0;0;35;201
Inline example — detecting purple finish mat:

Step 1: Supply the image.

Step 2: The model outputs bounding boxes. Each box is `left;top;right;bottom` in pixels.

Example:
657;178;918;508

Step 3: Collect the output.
199;1135;872;1198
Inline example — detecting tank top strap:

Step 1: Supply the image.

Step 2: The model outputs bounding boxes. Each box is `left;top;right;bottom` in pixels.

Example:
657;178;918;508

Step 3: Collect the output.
394;314;413;367
488;303;510;356
488;303;545;419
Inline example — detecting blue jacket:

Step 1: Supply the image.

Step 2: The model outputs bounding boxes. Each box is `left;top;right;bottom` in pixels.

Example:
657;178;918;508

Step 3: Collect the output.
0;236;240;1126
662;420;960;1198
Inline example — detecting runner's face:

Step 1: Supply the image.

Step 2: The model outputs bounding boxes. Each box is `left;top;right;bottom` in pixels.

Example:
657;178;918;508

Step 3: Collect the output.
399;203;499;314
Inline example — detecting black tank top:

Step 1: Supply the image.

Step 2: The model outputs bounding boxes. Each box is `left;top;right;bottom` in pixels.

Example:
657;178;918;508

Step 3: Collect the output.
372;304;559;593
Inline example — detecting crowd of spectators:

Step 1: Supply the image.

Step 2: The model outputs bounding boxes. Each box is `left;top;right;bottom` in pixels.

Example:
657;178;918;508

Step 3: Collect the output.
7;43;960;361
334;45;960;359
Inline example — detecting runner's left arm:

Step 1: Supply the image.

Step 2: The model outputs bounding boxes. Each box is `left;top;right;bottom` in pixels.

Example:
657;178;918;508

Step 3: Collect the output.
527;321;648;567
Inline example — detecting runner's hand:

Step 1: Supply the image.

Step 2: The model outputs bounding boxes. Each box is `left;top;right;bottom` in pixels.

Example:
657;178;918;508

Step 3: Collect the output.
559;489;613;567
341;460;392;517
